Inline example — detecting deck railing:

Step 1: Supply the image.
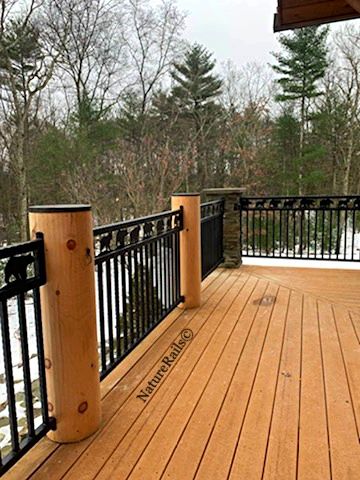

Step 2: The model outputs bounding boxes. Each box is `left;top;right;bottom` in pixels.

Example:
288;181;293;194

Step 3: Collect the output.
0;236;55;475
201;199;225;279
239;195;360;261
93;209;183;379
4;190;360;473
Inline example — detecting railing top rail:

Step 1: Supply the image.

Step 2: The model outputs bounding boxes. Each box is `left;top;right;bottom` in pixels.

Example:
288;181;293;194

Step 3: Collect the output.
93;208;182;236
0;237;44;260
0;235;46;301
201;199;225;221
200;199;225;208
240;194;360;200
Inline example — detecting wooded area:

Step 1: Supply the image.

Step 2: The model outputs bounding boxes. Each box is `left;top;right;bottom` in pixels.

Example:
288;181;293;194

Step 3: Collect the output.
0;0;360;243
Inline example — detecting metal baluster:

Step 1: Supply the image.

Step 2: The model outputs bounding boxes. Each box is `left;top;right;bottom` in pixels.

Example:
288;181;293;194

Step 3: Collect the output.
344;207;348;260
114;256;121;357
307;209;311;258
273;210;276;257
33;288;49;425
299;209;304;257
351;209;356;261
97;263;106;372
144;242;150;332
293;210;296;258
154;240;160;322
120;252;128;352
105;259;114;364
335;208;340;259
329;209;333;259
139;245;145;337
128;250;134;346
277;209;281;257
321;210;325;259
315;210;319;259
0;300;19;452
259;210;262;256
266;210;269;255
17;293;35;437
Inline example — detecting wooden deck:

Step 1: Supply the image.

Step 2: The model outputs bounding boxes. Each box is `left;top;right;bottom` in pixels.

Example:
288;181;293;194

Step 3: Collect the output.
5;266;360;480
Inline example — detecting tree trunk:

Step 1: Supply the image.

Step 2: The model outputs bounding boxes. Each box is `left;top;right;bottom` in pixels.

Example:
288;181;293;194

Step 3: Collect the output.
299;96;305;196
343;132;353;196
15;116;29;242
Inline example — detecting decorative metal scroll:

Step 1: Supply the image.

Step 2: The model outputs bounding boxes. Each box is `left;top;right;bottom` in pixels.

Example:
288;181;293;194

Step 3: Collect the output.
201;200;224;220
94;209;183;262
238;195;360;261
238;196;360;210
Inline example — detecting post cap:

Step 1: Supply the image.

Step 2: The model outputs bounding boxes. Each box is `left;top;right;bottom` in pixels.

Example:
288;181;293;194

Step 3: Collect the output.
202;188;246;195
171;193;200;197
29;205;91;213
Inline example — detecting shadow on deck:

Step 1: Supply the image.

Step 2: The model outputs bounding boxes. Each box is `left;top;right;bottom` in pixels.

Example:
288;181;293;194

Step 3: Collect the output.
5;266;360;480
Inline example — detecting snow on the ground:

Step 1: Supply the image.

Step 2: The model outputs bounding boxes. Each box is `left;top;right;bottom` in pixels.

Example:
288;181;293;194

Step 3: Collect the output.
242;257;360;269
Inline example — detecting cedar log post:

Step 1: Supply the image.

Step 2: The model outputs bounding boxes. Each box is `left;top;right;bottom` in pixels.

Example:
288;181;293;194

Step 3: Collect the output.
202;188;246;268
29;205;101;443
171;193;201;309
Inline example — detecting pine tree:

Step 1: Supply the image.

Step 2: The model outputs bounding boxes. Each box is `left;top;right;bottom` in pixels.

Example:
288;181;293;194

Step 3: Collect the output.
171;43;223;189
272;27;329;195
171;43;222;112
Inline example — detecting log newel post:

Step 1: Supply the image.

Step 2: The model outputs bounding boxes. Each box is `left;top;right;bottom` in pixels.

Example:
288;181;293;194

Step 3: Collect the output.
28;205;101;443
202;188;246;268
171;193;201;309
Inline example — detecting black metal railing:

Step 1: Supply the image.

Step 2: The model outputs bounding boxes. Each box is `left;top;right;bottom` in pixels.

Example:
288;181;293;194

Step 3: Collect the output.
0;236;55;475
93;209;183;379
201;199;225;278
239;195;360;261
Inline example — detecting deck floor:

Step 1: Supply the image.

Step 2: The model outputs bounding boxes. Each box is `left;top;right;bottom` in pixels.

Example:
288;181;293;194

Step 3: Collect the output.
5;266;360;480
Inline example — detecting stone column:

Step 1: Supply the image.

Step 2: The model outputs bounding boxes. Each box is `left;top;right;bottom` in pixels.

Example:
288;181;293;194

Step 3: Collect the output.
202;188;245;268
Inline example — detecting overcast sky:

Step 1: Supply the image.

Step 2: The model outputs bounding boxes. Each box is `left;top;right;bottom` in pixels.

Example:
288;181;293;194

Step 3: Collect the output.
177;0;280;67
176;0;358;69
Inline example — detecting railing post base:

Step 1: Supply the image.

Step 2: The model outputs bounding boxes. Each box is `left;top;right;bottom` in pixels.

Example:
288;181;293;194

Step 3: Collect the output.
203;188;246;268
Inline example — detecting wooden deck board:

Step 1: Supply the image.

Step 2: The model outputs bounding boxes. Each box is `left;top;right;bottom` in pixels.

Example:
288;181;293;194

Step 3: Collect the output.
242;265;360;312
318;301;360;479
298;295;330;480
262;289;302;480
3;265;360;480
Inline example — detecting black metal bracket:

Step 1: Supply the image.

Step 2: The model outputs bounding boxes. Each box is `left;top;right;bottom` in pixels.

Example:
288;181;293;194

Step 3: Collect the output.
48;416;57;431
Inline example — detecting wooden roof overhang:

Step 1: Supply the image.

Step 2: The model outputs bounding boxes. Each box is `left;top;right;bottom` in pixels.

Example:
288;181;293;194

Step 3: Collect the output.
274;0;360;32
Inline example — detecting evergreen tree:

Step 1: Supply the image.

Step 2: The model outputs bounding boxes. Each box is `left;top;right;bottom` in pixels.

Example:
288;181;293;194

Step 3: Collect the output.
171;43;222;112
272;27;329;195
171;43;223;189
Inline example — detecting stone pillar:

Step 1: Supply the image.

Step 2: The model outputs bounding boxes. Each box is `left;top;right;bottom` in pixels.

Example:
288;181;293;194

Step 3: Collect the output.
202;188;245;268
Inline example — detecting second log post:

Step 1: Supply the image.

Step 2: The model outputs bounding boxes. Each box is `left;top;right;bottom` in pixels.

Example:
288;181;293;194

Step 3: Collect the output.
29;205;101;443
171;193;201;309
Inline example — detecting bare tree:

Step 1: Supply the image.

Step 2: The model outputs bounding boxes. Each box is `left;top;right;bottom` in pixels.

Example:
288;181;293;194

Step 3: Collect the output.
335;25;360;195
121;0;185;115
46;0;127;125
0;0;58;240
220;61;274;187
